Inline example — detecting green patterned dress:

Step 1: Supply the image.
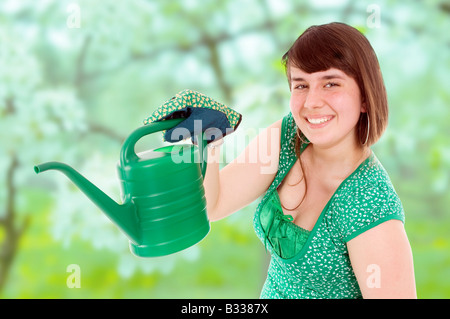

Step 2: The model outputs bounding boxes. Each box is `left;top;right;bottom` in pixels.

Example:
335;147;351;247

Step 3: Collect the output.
253;112;405;299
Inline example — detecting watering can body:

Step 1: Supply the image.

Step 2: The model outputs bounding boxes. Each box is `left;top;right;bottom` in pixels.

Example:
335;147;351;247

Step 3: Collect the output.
119;143;209;257
34;119;210;257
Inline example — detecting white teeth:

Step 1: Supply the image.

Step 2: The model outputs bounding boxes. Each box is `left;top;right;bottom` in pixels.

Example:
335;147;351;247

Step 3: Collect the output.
307;117;331;124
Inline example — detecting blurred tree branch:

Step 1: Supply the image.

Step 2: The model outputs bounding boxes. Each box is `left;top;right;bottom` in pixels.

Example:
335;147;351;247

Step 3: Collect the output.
439;1;450;14
75;34;92;89
0;155;30;293
0;29;120;293
79;12;302;99
78;2;382;106
73;34;125;143
84;120;125;143
203;34;232;102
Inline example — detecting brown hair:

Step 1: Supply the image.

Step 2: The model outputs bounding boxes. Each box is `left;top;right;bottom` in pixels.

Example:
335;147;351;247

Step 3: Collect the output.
282;22;388;149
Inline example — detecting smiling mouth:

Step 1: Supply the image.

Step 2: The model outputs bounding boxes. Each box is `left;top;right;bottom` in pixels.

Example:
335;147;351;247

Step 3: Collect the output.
306;116;334;125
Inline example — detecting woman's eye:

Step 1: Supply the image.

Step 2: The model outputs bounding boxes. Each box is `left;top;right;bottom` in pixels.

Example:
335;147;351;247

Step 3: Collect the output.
295;84;308;89
325;82;339;88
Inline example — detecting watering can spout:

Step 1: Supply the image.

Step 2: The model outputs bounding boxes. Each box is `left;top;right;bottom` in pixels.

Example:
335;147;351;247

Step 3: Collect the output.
34;162;139;244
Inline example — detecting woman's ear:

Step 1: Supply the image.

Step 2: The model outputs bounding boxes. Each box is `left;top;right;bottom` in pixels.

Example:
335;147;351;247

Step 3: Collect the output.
361;100;367;113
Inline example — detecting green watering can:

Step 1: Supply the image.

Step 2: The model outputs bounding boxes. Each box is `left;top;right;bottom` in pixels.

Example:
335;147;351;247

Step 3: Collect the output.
34;118;210;257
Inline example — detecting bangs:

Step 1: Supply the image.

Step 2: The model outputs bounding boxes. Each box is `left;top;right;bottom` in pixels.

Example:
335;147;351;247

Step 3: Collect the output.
282;25;358;79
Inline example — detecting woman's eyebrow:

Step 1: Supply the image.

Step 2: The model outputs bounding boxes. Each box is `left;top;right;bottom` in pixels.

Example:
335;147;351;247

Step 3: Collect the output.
321;74;345;80
291;77;306;82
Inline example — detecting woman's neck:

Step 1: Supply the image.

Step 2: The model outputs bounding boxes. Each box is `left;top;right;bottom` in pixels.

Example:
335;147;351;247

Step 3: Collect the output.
306;138;371;179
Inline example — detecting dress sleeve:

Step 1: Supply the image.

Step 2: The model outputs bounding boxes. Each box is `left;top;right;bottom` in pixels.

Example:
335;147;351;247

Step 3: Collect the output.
281;112;296;147
338;182;405;243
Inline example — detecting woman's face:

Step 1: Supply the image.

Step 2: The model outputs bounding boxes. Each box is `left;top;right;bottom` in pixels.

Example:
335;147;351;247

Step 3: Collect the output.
289;67;365;149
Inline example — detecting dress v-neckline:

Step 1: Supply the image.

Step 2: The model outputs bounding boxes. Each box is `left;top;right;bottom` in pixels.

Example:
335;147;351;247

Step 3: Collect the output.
259;151;374;262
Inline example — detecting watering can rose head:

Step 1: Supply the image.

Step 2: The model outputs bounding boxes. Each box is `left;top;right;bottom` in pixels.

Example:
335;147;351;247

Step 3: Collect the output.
143;89;242;144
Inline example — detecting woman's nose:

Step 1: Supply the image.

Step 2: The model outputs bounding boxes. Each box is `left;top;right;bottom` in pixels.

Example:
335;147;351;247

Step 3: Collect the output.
304;88;325;109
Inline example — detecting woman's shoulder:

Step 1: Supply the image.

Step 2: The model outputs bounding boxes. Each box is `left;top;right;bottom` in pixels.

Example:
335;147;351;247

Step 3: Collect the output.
348;153;400;201
330;153;405;242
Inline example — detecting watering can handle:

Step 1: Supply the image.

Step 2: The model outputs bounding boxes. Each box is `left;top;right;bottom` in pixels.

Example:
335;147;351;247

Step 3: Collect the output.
120;118;208;177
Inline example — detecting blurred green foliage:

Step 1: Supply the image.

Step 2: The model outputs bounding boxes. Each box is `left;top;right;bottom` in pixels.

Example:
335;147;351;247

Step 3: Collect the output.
1;0;449;298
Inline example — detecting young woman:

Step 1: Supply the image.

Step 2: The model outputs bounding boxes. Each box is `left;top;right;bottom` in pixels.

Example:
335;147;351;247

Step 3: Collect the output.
203;22;416;299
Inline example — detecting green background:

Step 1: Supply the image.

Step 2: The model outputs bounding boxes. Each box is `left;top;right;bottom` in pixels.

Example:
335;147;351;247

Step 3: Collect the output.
1;0;449;298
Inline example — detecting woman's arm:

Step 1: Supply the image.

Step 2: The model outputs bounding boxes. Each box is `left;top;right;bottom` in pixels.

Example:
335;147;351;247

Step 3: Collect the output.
347;219;417;298
203;119;282;221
